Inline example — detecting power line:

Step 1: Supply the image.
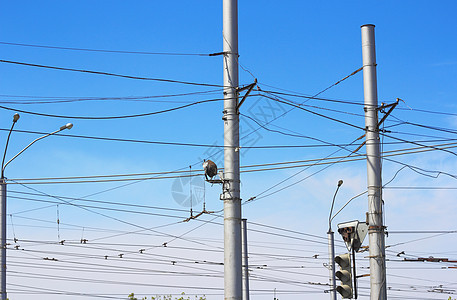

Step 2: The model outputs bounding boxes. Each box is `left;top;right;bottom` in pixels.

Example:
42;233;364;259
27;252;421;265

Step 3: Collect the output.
262;93;364;130
244;134;365;203
9;142;457;184
0;97;231;119
240;66;364;142
0;59;227;87
8;195;189;219
8;190;188;212
2;127;454;151
9;181;223;249
0;41;216;56
396;106;457;117
390;114;457;135
0;88;224;104
261;90;364;106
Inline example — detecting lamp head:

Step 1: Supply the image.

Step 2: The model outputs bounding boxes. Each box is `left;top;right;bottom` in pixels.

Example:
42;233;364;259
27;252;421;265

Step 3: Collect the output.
13;113;20;123
60;123;73;130
338;180;343;187
202;159;218;179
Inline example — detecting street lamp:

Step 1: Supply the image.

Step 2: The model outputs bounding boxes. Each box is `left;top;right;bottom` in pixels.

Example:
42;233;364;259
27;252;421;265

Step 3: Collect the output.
0;114;73;300
327;179;343;300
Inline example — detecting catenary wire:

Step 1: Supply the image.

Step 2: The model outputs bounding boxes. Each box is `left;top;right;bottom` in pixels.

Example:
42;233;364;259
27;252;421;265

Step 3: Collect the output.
0;59;230;88
0;41;216;56
0;96;234;119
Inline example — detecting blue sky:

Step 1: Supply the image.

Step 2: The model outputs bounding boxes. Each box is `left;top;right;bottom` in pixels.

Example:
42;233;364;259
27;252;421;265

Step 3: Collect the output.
0;1;456;299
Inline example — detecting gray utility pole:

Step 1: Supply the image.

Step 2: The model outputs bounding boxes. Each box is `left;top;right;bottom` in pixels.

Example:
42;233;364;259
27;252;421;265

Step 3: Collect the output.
0;178;5;300
327;180;343;300
361;24;387;300
223;0;242;300
327;224;337;300
241;219;250;300
0;113;20;300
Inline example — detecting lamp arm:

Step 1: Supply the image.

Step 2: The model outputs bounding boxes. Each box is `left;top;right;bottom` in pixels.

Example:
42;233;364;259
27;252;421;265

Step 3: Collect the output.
330;190;368;225
1;122;17;178
328;185;341;230
2;128;62;174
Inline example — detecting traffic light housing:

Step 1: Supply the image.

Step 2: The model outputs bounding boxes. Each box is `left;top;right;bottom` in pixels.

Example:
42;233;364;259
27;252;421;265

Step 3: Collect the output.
335;253;353;299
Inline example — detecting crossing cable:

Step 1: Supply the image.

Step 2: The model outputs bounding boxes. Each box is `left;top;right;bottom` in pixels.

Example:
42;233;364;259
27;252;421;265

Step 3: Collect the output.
388;130;454;141
381;133;457;158
261;90;365;106
390;114;457;135
8;180;224;249
244;134;366;203
9;215;183;242
8;195;189;220
240;66;364;141
261;93;364;130
244;116;457;203
8;190;190;213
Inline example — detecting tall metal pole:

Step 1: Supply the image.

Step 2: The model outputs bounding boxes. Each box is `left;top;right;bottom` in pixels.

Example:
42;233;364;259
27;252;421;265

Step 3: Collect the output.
223;0;242;299
361;24;387;300
327;180;342;300
0;113;19;300
327;230;337;300
241;219;250;300
0;178;5;300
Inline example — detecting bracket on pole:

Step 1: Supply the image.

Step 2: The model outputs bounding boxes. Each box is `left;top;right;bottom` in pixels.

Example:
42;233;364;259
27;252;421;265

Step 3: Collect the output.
183;209;215;222
236;79;257;114
376;98;399;130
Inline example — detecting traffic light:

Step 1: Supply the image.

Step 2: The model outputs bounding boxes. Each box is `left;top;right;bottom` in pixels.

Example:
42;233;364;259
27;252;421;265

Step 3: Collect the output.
335;253;353;299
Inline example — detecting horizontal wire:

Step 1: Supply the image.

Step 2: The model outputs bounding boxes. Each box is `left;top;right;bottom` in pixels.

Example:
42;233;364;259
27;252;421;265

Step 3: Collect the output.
262;90;364;106
0;96;231;119
8;195;189;219
262;93;364;130
0;41;215;56
0;88;224;104
9;142;457;184
396;106;457;116
8;190;190;212
384;186;457;190
0;59;227;87
2;126;454;151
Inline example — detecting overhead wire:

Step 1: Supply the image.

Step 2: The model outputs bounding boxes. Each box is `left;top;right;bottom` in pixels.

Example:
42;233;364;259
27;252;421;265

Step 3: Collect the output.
0;41;216;56
8;190;189;213
8;180;226;250
396;106;457;117
0;88;225;104
244;134;365;203
261;90;365;106
261;92;364;130
1;126;454;152
0;96;235;119
0;59;229;88
8;141;457;184
238;66;364;143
